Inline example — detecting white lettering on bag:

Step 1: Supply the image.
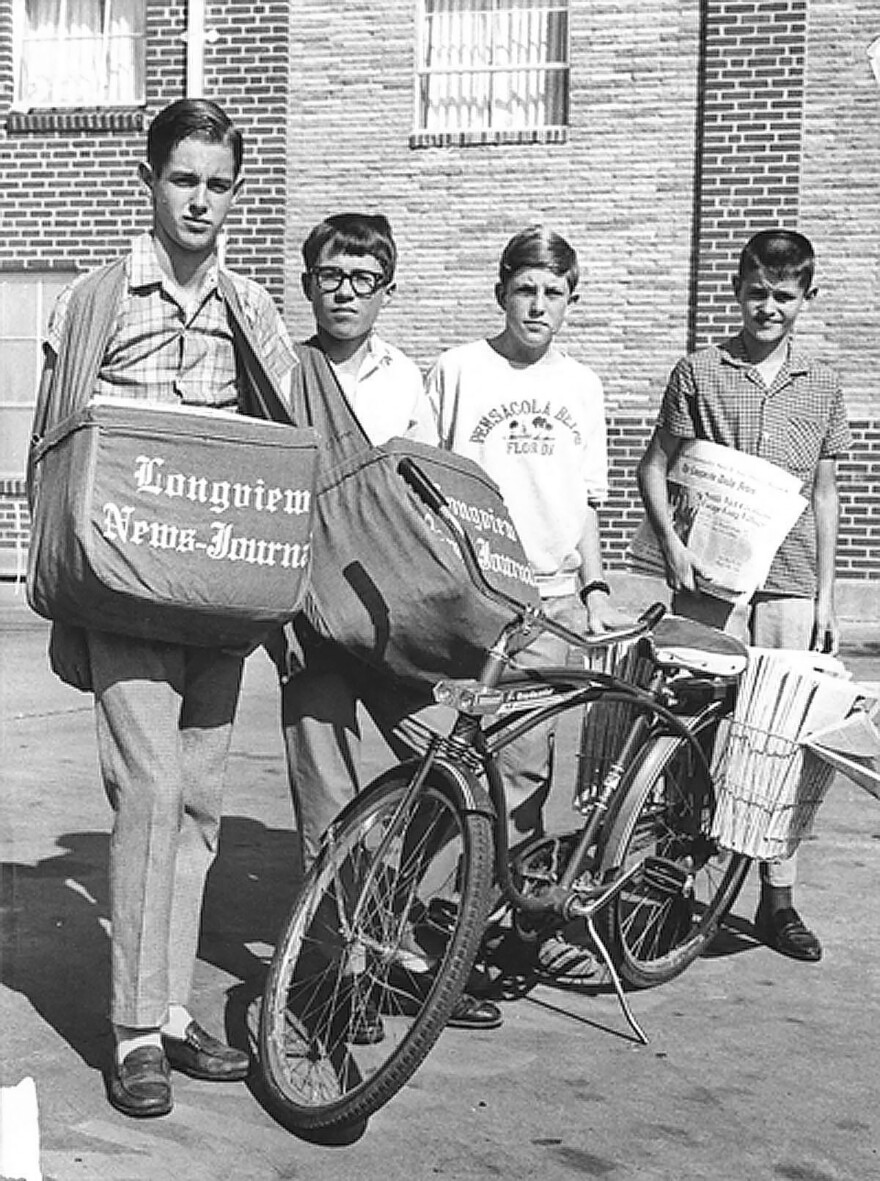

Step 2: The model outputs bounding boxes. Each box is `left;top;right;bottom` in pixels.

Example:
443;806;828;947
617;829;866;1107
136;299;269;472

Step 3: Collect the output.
418;504;537;589
100;448;314;572
133;455;311;516
102;501;311;570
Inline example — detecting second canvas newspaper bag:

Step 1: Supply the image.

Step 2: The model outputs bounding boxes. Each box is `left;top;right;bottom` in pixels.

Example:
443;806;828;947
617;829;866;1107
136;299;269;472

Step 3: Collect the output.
285;343;540;686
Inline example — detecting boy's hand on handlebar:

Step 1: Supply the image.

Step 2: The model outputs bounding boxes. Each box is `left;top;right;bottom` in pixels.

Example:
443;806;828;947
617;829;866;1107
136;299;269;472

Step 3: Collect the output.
583;593;630;635
551;593;626;637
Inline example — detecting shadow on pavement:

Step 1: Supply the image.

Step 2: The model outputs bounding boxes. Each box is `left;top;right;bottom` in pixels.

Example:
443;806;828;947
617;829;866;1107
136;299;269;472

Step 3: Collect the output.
0;815;303;1077
1;830;112;1070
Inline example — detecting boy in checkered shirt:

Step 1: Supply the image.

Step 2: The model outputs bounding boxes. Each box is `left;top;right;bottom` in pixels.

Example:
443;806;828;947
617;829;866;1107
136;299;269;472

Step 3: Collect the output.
637;228;851;965
31;98;295;1118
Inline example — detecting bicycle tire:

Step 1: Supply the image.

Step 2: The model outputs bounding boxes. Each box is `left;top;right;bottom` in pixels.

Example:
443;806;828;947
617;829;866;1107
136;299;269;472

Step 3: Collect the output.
258;761;494;1132
597;710;749;989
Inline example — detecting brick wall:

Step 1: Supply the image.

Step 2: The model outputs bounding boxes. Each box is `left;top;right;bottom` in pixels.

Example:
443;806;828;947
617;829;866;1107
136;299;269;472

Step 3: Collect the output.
2;0;878;588
691;0;880;420
798;0;880;419
0;0;289;528
692;0;807;346
287;0;702;411
0;0;288;293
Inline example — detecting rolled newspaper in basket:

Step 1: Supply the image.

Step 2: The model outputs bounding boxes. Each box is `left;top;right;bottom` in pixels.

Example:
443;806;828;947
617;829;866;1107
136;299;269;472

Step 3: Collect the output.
575;636;654;810
710;649;864;860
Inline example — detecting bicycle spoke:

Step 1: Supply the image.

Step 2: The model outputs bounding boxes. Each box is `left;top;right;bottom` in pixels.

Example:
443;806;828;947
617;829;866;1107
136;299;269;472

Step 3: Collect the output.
259;766;493;1130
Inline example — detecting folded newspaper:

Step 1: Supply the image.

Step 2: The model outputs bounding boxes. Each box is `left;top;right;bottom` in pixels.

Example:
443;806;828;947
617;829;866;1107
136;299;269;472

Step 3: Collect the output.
803;694;880;801
628;439;808;602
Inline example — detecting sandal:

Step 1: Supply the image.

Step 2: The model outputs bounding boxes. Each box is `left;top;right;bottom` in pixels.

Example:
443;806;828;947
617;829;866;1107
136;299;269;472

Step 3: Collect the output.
447;993;503;1030
536;931;599;983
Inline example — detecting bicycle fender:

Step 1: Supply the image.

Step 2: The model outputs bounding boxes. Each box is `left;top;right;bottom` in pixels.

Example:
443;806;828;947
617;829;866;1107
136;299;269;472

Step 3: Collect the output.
429;757;494;818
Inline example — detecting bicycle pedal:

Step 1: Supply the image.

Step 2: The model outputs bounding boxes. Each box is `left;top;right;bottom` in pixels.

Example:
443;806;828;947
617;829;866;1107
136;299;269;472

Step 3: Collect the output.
640;856;691;896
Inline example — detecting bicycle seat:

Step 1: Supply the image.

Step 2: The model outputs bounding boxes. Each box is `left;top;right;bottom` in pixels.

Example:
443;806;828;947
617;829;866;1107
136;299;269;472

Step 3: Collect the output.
648;615;748;678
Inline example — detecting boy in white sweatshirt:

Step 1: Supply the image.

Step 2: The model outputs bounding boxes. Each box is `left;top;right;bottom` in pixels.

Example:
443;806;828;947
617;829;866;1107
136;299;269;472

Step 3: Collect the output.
426;225;614;981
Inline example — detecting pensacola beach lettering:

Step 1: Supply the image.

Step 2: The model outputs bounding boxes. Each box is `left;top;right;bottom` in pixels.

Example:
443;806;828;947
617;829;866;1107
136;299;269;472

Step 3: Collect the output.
101;452;312;570
469;399;582;449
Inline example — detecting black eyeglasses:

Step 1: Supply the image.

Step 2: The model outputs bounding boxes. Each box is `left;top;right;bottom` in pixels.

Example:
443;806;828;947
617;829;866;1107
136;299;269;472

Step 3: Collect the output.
309;266;387;297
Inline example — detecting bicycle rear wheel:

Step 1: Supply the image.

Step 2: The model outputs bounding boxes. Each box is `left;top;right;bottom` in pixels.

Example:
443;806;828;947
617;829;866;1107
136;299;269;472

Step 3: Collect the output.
258;761;494;1132
597;711;749;989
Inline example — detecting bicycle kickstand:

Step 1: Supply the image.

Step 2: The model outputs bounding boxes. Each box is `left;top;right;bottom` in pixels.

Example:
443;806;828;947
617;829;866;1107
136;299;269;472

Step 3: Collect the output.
568;862;651;1046
583;913;649;1046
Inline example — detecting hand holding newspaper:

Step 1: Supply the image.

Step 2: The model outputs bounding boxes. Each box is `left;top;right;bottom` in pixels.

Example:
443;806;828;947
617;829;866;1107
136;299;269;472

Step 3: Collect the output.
629;439;808;601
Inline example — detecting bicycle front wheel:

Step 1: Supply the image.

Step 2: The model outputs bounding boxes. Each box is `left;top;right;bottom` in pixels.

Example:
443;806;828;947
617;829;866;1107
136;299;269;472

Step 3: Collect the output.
258;761;494;1132
597;711;749;989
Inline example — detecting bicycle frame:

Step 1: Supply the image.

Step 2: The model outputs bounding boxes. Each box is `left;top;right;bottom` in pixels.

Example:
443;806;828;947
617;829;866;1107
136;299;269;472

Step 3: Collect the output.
389;459;747;1040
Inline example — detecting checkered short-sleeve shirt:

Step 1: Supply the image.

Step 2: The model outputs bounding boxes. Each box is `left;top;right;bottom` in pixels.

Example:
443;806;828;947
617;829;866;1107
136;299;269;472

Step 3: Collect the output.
657;334;852;596
48;233;294;407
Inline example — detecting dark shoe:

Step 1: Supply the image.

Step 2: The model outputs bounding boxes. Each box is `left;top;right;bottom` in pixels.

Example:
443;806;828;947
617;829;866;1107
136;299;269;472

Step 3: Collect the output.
109;1046;172;1118
753;904;822;963
447;993;502;1030
162;1021;250;1081
348;997;385;1045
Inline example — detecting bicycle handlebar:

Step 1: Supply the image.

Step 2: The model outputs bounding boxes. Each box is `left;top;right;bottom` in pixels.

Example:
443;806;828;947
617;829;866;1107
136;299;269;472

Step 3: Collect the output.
397;457;665;650
398;457;448;516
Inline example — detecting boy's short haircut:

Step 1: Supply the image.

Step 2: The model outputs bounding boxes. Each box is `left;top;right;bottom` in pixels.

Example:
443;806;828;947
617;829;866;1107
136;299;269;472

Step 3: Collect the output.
498;225;580;293
302;213;398;283
147;98;243;179
738;228;815;291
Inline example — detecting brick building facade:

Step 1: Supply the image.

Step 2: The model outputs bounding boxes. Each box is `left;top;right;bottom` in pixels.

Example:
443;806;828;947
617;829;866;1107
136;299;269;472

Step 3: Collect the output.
1;0;878;607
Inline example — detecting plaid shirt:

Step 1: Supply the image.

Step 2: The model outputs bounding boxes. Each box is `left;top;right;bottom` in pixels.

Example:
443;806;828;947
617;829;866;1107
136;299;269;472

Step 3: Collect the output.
48;232;294;407
657;333;852;596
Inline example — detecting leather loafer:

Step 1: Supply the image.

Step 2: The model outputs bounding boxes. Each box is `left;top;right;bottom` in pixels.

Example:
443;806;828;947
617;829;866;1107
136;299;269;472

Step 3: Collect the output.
162;1021;250;1081
754;904;822;963
109;1046;172;1118
447;993;503;1030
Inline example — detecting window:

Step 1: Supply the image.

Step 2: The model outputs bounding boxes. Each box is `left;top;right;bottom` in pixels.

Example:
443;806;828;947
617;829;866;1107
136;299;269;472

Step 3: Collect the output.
414;0;569;144
0;272;76;480
13;0;145;111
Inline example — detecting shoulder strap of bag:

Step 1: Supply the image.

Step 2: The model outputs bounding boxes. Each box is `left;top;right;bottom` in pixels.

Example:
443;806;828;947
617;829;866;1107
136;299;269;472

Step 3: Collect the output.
219;272;297;425
290;340;372;461
32;257;126;443
27;258;126;506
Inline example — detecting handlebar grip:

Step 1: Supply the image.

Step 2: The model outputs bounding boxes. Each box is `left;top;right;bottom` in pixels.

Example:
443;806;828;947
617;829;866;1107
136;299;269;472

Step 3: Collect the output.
638;601;667;630
397;458;448;515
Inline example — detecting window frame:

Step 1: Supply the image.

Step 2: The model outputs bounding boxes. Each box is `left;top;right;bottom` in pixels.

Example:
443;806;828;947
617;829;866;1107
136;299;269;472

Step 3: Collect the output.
412;0;571;148
0;269;78;482
11;0;147;118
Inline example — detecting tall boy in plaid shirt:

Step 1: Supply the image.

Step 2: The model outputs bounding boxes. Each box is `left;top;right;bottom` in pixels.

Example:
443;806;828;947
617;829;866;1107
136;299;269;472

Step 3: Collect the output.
637;229;851;964
31;99;295;1118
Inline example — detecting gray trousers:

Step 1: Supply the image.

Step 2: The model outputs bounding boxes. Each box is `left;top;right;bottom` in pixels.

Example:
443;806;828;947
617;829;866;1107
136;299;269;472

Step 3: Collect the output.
88;631;243;1028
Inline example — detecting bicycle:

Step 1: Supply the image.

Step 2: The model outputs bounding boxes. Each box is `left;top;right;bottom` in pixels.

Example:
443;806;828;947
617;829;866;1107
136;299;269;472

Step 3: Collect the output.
258;459;751;1133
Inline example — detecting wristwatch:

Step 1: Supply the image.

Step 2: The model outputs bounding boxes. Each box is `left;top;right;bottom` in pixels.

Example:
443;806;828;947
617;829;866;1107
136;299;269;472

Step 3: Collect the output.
579;579;611;605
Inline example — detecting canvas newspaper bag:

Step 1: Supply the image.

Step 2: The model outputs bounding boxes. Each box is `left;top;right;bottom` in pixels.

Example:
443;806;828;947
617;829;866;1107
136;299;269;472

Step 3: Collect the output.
26;266;318;649
287;344;540;686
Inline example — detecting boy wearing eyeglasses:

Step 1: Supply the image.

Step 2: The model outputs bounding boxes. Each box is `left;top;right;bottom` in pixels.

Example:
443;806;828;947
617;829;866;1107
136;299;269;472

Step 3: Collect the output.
301;211;435;440
274;211;503;1037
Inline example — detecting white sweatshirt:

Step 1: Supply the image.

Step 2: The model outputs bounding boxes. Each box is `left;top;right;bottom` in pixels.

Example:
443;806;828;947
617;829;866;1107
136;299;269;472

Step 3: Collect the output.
426;339;608;596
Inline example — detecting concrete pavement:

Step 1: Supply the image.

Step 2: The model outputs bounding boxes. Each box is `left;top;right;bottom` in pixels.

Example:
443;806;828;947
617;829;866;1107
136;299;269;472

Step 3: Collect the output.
1;583;879;1181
